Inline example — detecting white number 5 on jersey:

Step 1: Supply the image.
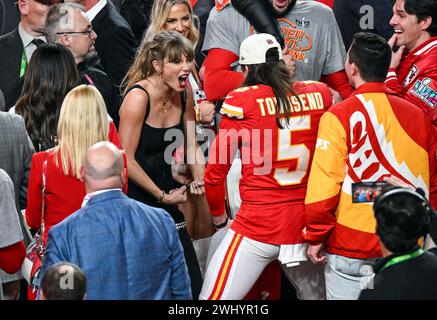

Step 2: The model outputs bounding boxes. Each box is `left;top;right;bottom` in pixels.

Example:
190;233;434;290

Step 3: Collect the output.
273;115;311;186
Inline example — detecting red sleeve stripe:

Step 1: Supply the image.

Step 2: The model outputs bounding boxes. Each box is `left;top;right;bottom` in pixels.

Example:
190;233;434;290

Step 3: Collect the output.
386;71;397;78
414;40;437;56
385;77;397;83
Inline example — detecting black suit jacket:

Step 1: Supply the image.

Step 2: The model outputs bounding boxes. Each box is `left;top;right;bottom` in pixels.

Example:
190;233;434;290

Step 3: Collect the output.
117;0;154;45
92;1;136;88
0;0;20;36
0;28;23;100
334;0;394;50
78;61;122;128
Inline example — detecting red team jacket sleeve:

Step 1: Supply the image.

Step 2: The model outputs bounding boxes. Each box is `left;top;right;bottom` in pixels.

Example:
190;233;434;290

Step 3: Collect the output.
385;67;405;96
108;120;122;149
205;115;242;216
304;112;348;243
25;153;44;230
323;70;354;99
203;48;245;101
386;65;437;125
0;241;26;274
108;121;128;193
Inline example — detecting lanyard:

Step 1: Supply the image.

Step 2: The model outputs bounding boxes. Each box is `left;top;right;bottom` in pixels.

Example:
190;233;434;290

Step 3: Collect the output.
380;248;424;272
20;50;27;78
83;73;95;86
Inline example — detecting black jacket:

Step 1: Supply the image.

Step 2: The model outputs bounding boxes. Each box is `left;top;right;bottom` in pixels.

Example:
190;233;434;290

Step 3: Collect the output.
112;0;154;45
359;249;437;300
92;1;136;88
0;28;23;100
0;0;20;36
78;61;122;128
333;0;393;50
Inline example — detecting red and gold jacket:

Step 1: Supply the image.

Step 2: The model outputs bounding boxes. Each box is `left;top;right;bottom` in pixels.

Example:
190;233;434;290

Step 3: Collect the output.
304;82;437;259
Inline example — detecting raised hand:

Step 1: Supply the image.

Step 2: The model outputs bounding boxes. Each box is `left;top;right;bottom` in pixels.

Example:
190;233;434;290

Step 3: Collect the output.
198;101;215;124
282;47;296;79
388;34;405;69
189;180;205;195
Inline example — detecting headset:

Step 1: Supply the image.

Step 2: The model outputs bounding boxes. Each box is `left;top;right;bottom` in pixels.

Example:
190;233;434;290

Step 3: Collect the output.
374;187;432;236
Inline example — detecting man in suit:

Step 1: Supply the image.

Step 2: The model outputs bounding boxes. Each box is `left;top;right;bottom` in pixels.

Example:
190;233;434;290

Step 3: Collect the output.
45;2;122;126
0;0;59;102
41;142;192;300
0;112;34;213
0;111;35;299
65;0;136;88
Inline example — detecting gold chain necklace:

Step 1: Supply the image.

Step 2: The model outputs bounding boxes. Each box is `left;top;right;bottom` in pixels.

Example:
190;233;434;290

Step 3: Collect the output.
162;97;170;116
161;92;174;116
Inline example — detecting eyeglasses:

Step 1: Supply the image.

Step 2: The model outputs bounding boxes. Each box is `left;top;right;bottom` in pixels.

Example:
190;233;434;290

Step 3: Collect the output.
56;29;94;37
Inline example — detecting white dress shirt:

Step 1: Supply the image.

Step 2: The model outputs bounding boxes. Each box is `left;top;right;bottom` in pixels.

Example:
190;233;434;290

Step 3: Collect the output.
81;188;122;207
18;23;46;62
86;0;107;22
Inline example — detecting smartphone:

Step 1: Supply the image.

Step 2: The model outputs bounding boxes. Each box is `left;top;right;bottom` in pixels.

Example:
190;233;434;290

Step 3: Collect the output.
194;89;206;106
351;181;387;203
194;89;216;127
193;89;206;122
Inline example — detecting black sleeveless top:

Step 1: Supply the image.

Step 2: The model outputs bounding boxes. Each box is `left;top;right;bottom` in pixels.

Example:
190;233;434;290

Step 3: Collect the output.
126;84;186;224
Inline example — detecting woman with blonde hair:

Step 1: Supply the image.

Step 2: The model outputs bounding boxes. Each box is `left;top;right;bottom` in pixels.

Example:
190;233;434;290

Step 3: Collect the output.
145;0;199;49
25;85;124;246
119;31;204;298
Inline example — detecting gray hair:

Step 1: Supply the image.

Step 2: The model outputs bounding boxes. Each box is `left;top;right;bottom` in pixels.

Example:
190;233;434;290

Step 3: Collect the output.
45;3;85;43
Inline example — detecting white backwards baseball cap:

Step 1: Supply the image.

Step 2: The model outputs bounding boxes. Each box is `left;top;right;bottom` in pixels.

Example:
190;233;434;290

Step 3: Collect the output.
239;33;283;65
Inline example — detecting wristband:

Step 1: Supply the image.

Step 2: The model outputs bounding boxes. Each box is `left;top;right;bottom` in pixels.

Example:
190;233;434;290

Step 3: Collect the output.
157;190;165;203
214;216;229;229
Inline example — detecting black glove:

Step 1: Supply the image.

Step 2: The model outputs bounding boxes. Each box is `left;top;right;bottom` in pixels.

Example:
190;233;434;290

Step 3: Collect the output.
232;0;285;49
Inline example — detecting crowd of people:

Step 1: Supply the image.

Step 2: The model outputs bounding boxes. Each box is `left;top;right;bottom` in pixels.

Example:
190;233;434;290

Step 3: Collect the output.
0;0;437;300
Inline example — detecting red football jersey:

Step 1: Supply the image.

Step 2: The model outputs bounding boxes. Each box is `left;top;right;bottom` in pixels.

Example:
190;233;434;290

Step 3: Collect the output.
205;82;332;243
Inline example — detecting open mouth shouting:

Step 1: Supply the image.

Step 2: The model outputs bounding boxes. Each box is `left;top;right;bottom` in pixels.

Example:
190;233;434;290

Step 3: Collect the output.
178;73;189;89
